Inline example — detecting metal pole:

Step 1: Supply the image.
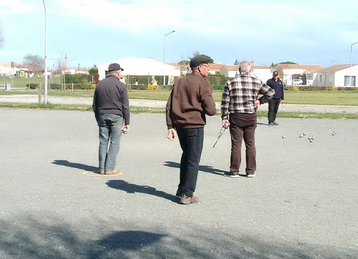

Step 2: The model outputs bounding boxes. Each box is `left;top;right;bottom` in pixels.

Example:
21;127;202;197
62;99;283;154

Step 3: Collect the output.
350;41;358;87
163;30;175;86
42;0;48;104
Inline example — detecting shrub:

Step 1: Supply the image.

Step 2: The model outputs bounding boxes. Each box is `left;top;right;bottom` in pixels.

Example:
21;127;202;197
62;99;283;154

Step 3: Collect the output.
212;85;224;91
26;83;39;89
147;85;159;90
50;83;62;90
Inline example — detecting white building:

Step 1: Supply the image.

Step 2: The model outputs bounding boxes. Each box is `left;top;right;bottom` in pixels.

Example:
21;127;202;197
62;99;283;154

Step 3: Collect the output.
220;65;271;82
312;64;358;87
97;57;180;84
274;64;323;86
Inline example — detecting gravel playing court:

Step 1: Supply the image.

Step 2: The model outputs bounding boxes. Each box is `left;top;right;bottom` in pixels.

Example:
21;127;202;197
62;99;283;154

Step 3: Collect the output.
0;108;357;258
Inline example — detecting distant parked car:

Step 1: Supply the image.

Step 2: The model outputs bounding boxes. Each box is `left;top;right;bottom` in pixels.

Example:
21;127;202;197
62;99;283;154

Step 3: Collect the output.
292;79;303;85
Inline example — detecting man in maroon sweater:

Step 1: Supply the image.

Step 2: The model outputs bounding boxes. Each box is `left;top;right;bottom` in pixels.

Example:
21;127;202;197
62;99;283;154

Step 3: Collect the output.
166;55;216;205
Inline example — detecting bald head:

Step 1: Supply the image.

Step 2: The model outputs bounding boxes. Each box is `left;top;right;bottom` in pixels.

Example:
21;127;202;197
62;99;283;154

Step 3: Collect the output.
239;61;252;75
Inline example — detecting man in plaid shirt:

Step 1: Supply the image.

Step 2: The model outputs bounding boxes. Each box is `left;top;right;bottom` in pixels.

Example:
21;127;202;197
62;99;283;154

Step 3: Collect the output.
221;61;275;178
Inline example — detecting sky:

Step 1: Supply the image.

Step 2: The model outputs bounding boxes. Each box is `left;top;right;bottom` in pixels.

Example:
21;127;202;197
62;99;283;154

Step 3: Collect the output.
1;0;358;69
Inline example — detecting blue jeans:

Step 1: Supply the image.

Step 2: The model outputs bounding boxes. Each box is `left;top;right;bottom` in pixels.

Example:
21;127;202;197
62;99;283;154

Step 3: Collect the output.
176;127;204;197
97;114;123;171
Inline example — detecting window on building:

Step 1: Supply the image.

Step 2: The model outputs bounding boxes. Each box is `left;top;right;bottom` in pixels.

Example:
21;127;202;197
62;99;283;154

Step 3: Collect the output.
319;75;323;83
344;76;356;86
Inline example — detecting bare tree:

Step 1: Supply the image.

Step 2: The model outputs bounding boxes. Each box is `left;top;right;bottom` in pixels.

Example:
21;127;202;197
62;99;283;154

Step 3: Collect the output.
23;54;45;75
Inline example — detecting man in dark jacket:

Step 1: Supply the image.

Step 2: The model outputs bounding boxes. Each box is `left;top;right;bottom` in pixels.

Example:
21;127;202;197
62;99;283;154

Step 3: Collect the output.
166;55;216;205
266;71;284;125
92;63;130;175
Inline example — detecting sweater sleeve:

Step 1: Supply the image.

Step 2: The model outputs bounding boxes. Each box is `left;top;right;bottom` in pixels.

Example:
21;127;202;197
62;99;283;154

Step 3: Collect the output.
165;90;174;129
121;85;130;125
200;83;216;116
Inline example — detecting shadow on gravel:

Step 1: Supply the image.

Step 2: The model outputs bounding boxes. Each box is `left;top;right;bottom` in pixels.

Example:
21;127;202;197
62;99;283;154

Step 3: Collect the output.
164;161;226;176
52;159;98;172
0;214;166;259
106;179;178;203
1;214;355;259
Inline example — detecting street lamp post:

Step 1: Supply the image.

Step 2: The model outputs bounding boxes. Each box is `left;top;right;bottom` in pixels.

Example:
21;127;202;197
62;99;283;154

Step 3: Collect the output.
42;0;48;104
163;30;175;86
349;40;358;87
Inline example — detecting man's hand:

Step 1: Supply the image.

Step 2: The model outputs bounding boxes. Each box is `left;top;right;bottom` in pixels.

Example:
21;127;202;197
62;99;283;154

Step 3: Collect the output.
222;119;230;129
122;125;129;134
254;100;260;110
167;128;176;140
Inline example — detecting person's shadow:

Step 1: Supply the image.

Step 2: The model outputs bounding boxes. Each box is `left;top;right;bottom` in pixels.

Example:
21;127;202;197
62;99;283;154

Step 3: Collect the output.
52;160;98;172
163;161;226;176
106;180;178;203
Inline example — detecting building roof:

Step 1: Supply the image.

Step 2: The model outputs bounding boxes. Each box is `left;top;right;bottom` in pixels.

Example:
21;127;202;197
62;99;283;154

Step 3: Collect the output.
208;63;225;70
254;65;270;69
222;65;239;71
276;64;323;73
318;64;356;73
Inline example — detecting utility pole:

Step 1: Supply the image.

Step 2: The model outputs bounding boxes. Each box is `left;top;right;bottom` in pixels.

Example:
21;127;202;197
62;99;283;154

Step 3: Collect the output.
163;30;175;86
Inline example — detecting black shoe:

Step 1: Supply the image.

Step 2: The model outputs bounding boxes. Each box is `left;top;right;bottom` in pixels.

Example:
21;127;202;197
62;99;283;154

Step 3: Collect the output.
269;122;275;126
273;122;279;125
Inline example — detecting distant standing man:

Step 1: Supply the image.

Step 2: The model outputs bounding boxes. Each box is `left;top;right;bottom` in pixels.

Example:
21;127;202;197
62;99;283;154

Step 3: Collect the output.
166;55;216;205
92;63;130;175
266;71;284;126
221;61;275;178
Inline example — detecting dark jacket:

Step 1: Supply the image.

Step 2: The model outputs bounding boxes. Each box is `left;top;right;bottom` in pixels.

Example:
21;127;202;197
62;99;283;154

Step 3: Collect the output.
92;75;130;125
266;78;284;100
166;72;216;129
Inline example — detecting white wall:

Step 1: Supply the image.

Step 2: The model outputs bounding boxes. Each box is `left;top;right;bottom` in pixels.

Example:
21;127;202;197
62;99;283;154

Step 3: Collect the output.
251;68;272;83
314;65;358;87
97;57;180;81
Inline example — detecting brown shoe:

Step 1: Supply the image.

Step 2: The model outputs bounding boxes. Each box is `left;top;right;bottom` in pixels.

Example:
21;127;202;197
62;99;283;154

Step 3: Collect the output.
179;195;199;205
104;169;121;175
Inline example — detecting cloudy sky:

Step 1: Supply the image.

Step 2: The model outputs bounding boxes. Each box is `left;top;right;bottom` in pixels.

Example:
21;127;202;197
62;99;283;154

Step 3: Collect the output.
1;0;358;69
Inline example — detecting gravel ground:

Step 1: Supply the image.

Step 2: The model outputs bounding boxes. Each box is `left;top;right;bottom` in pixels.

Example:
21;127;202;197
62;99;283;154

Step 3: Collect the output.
1;94;358;114
0;109;357;258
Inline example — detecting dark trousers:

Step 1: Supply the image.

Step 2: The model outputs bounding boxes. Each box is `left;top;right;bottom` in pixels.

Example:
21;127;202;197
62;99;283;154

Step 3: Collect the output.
176;127;204;197
229;113;257;175
268;98;281;123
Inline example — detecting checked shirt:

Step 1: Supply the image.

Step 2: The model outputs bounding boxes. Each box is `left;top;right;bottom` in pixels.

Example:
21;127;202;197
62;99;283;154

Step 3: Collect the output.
221;73;275;117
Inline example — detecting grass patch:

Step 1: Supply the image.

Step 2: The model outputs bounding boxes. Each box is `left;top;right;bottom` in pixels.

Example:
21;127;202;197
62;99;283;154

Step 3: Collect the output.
1;102;357;119
0;102;92;111
2;89;358;106
256;110;358;120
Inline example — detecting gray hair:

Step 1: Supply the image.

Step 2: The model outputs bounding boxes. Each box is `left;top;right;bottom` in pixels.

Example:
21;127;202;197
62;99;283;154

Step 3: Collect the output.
238;61;252;74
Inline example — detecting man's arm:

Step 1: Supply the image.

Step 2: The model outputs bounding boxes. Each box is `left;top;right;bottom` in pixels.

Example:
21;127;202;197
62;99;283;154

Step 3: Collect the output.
221;80;230;118
92;90;98;122
165;90;176;140
258;83;275;104
201;83;216;116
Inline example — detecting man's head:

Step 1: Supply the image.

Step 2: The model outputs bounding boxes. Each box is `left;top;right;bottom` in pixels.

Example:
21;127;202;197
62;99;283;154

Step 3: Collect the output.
238;61;253;75
189;55;211;77
272;71;278;78
108;63;124;78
